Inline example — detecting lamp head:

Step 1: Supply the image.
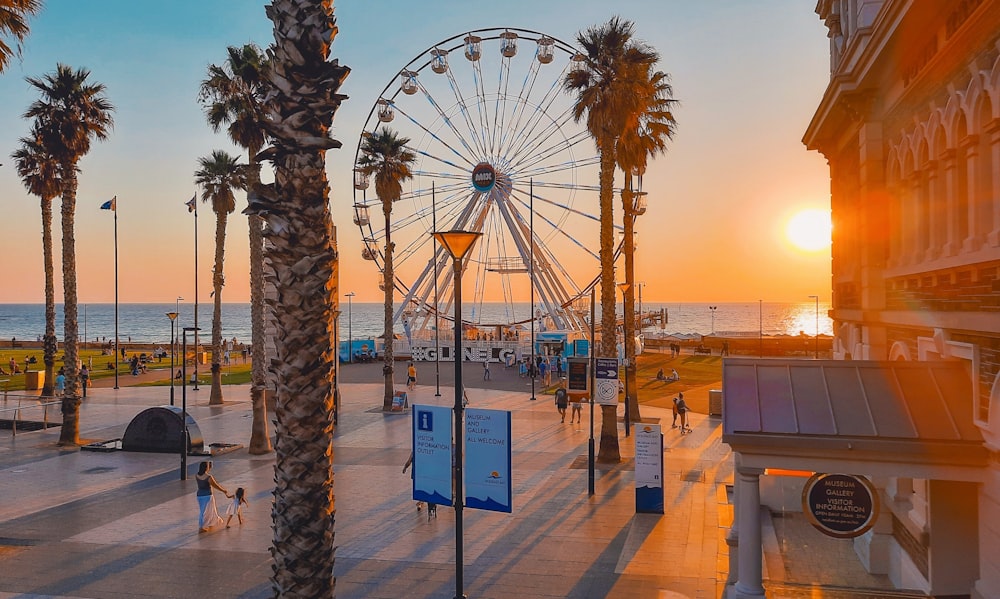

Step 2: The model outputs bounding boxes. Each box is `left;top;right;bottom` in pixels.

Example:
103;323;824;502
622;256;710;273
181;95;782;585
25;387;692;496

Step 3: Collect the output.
166;312;178;321
433;230;482;260
618;282;630;293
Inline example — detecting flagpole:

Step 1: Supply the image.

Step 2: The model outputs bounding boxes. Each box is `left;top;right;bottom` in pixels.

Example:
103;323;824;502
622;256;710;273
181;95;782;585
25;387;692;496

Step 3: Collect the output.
114;200;119;389
193;195;199;391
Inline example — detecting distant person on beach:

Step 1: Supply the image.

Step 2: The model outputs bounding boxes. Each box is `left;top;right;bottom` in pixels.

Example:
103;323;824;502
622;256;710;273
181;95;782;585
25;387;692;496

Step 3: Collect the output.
656;368;665;381
9;357;15;372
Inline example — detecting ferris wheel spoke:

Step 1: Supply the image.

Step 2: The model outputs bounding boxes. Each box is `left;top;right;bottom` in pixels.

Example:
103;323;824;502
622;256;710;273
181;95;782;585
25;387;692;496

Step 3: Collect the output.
392;104;476;169
413;79;483;161
502;61;575;166
505;104;582;172
443;67;489;158
508;189;599;263
469;57;494;159
499;59;543;155
516;154;600;181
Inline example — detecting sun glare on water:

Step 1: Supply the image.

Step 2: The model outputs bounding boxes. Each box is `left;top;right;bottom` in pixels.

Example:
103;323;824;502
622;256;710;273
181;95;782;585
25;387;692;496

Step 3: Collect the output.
785;209;832;251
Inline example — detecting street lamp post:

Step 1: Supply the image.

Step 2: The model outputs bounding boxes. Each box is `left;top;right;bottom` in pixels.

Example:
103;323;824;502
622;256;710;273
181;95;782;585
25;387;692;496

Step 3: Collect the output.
345;292;355;363
180;326;199;480
709;305;717;334
166;312;178;406
618;282;631;438
808;295;819;358
433;229;482;599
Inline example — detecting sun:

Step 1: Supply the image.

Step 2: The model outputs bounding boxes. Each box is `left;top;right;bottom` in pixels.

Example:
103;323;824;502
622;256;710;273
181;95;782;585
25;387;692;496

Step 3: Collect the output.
785;209;832;251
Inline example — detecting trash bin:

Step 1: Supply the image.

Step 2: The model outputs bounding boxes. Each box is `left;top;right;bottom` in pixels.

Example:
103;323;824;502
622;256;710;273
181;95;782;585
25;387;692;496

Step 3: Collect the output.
709;389;722;417
24;371;44;391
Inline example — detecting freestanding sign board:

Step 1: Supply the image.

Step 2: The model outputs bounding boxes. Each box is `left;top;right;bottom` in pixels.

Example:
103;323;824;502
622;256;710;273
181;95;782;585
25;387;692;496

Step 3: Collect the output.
634;424;664;513
594;357;619;406
802;473;879;538
566;358;589;392
411;405;454;507
464;408;512;513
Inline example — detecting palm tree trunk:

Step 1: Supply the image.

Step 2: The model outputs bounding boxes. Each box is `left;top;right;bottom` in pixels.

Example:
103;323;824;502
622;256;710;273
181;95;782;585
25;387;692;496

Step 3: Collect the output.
58;166;81;446
41;196;57;397
209;212;227;405
382;203;395;410
597;146;620;462
622;188;641;423
247;159;271;454
263;1;348;595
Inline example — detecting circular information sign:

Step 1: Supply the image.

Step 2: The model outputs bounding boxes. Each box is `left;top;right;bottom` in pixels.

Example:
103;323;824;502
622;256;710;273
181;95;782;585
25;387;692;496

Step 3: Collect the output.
472;162;496;193
801;473;879;538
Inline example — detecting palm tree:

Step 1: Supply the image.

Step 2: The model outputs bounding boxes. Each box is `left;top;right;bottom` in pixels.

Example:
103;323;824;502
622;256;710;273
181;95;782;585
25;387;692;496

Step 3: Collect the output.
12;127;63;398
0;0;42;73
199;43;273;452
357;127;416;411
616;68;677;424
195;150;246;405
564;17;657;462
254;1;349;595
24;63;113;446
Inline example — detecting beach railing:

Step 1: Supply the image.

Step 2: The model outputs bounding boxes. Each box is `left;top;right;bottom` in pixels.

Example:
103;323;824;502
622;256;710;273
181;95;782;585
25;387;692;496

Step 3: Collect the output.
0;396;59;437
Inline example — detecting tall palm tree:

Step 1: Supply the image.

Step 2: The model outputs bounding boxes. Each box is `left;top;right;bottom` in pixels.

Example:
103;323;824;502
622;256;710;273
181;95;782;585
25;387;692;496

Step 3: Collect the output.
0;0;42;73
199;44;273;451
616;68;677;424
254;0;349;595
195;150;246;405
12;127;63;398
24;63;113;446
565;17;657;463
357;127;416;411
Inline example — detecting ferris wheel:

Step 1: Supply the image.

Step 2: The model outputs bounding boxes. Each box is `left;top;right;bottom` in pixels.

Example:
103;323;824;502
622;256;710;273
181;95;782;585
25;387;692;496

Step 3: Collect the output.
352;27;627;335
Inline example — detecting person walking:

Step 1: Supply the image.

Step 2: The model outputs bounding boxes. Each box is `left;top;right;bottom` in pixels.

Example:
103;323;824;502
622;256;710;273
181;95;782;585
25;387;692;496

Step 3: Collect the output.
195;461;230;533
483;360;491;381
406;362;417;390
225;487;249;528
402;451;428;513
555;387;569;423
79;364;90;398
569;396;583;424
54;369;66;397
675;393;691;434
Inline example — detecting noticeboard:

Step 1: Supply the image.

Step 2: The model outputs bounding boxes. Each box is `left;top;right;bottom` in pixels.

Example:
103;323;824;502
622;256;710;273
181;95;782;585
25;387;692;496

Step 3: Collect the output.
802;473;879;538
411;405;454;507
464;408;512;513
566;358;589;392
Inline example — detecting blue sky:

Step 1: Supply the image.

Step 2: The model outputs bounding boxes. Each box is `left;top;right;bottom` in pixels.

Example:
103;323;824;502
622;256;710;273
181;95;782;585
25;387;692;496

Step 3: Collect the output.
0;1;832;304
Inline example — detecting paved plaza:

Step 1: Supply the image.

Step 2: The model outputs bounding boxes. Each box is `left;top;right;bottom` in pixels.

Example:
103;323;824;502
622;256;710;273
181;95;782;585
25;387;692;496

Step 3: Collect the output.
0;362;913;598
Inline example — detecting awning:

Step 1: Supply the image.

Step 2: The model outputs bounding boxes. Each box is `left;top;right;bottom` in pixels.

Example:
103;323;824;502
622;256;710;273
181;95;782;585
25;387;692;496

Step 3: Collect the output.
722;359;988;481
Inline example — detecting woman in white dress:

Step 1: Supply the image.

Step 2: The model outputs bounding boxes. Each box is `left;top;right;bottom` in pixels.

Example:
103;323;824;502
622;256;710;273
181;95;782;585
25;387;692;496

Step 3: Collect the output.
195;461;230;533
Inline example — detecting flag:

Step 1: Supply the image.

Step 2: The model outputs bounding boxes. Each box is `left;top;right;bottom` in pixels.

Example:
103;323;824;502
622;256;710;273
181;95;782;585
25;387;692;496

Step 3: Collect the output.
186;194;197;213
100;196;116;211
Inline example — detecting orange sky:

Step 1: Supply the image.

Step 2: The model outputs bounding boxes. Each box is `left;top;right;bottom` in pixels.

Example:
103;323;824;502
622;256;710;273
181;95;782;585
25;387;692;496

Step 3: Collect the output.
0;1;832;305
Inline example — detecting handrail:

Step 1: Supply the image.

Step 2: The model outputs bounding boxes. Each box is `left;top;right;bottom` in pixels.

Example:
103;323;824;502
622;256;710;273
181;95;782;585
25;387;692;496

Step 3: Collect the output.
0;398;60;437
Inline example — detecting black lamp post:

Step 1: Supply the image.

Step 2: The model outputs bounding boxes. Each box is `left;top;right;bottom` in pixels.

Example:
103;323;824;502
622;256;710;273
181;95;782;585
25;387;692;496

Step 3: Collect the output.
808;295;819;358
180;326;199;480
433;229;481;599
618;281;631;437
345;291;355;363
166;312;178;406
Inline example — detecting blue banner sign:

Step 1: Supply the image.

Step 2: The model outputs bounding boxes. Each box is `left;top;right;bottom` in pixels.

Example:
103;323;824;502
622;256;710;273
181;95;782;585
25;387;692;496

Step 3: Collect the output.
464;408;512;513
412;405;454;507
634;424;664;514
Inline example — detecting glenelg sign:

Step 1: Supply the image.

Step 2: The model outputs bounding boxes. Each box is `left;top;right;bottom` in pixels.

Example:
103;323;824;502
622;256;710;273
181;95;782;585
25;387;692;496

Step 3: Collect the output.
472;162;496;193
802;473;879;538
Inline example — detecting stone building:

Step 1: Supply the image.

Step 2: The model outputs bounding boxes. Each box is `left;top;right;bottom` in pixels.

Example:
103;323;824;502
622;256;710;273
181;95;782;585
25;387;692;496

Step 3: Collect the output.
724;2;1000;597
805;0;1000;596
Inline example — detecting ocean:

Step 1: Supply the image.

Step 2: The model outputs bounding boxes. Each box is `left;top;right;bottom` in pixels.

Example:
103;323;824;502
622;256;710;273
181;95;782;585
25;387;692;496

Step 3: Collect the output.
0;301;833;345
